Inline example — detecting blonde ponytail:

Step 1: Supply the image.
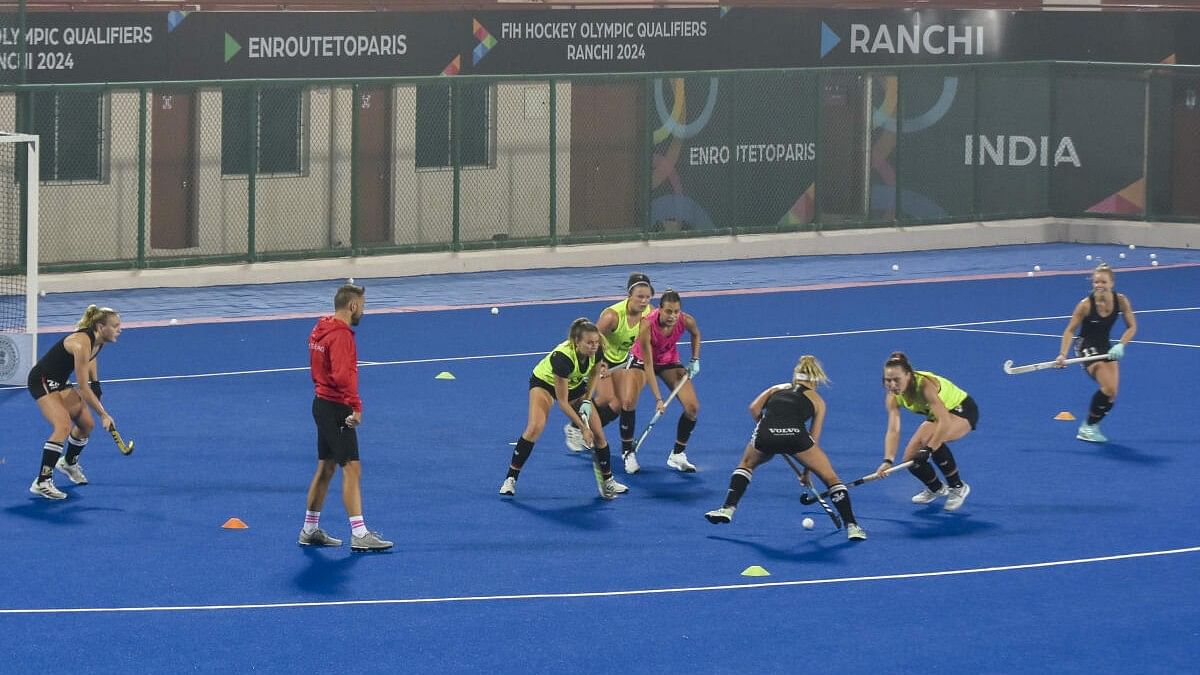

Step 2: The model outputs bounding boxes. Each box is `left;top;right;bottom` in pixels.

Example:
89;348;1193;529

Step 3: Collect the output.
793;355;830;386
76;305;119;330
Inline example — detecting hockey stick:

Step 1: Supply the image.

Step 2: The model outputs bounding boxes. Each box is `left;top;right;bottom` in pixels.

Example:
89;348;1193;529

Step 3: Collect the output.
798;460;915;505
576;370;618;498
1002;353;1108;375
781;453;841;530
631;373;690;454
109;424;135;456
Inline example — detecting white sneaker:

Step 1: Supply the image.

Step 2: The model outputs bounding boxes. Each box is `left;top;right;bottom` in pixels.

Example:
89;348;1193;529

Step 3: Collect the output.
30;477;67;500
603;477;629;495
846;523;867;541
911;485;949;504
499;477;516;496
667;451;697;473
1076;423;1108;443
564;424;584;452
704;506;734;524
944;482;971;511
623;451;640;474
55;457;89;485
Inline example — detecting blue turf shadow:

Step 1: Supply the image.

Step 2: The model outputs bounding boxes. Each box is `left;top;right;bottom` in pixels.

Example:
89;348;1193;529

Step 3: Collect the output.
503;498;617;531
1020;441;1172;466
705;533;857;563
293;547;367;595
895;510;1001;539
4;498;125;524
619;470;709;504
1094;442;1173;465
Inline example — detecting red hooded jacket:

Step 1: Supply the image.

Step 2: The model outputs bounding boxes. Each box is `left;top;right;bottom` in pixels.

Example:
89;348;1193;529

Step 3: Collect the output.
309;316;362;412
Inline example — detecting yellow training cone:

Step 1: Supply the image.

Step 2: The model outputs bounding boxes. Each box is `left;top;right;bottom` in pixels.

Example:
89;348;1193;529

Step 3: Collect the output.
741;565;770;577
1054;411;1076;421
222;517;249;529
435;371;456;380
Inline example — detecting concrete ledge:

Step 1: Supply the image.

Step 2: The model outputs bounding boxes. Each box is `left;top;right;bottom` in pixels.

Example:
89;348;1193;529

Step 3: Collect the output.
38;217;1199;293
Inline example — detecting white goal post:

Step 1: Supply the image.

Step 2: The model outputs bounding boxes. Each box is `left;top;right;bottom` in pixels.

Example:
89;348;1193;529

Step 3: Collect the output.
0;131;39;386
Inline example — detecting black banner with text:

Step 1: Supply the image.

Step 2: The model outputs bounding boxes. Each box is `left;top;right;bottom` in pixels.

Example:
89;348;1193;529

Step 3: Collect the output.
0;8;1195;85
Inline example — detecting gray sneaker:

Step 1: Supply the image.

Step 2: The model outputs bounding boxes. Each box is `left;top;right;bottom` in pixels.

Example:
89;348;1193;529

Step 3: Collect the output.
30;477;67;500
944;482;971;512
351;531;394;552
298;528;343;547
846;523;867;541
911;485;949;504
55;457;89;485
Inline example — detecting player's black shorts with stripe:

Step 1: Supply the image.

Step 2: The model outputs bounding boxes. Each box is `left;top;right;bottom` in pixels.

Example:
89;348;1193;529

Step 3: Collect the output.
1074;338;1111;371
751;426;816;454
603;353;634;371
312;396;360;464
628;356;684;376
528;376;588;402
947;396;980;430
26;367;68;401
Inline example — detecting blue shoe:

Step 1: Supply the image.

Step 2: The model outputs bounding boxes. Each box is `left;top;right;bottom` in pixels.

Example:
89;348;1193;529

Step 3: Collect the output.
1076;423;1108;443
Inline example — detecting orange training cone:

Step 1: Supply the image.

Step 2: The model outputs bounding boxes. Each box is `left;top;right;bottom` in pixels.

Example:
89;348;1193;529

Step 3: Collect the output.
1054;411;1076;421
222;517;249;529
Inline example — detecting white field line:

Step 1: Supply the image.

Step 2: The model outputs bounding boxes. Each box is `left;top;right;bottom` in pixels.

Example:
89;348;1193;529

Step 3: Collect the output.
1;545;1195;615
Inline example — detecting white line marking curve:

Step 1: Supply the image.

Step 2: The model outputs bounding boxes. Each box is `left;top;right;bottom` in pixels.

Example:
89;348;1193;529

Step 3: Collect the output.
1;545;1195;615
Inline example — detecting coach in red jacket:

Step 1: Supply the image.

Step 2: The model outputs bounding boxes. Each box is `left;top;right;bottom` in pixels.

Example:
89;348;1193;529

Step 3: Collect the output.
298;283;392;553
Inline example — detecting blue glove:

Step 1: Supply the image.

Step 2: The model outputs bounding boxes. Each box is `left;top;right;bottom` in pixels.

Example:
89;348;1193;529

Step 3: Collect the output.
1108;343;1125;361
686;359;700;378
579;400;594;424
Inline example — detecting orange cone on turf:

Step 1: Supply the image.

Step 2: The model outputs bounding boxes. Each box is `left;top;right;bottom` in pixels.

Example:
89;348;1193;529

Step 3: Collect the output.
222;517;249;529
1054;411;1076;421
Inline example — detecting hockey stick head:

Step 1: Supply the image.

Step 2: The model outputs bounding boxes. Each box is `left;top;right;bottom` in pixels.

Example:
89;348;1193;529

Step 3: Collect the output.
1003;359;1016;374
110;427;134;455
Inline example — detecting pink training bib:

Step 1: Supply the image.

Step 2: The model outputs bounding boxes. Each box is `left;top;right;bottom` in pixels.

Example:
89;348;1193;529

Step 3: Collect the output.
632;307;686;366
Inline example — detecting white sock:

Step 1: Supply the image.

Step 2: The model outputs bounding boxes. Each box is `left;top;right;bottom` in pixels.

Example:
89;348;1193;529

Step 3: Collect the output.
350;515;368;537
302;511;320;533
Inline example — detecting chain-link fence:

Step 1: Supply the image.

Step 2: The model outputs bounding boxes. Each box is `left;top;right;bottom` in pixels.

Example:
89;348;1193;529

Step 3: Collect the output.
2;61;1198;272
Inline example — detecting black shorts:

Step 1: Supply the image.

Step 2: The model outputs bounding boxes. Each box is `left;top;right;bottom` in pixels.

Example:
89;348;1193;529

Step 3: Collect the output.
26;368;68;401
751;426;815;455
628;356;684;377
528;376;587;402
603;353;634;371
947;396;980;430
1075;339;1109;371
312;397;360;465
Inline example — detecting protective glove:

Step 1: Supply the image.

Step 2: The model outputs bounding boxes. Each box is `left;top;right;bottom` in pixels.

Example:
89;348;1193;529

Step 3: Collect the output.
1108;343;1125;361
685;359;700;378
579;399;594;424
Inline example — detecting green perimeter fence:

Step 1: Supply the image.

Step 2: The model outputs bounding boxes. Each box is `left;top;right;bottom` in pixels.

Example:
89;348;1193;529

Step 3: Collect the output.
3;60;1199;273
